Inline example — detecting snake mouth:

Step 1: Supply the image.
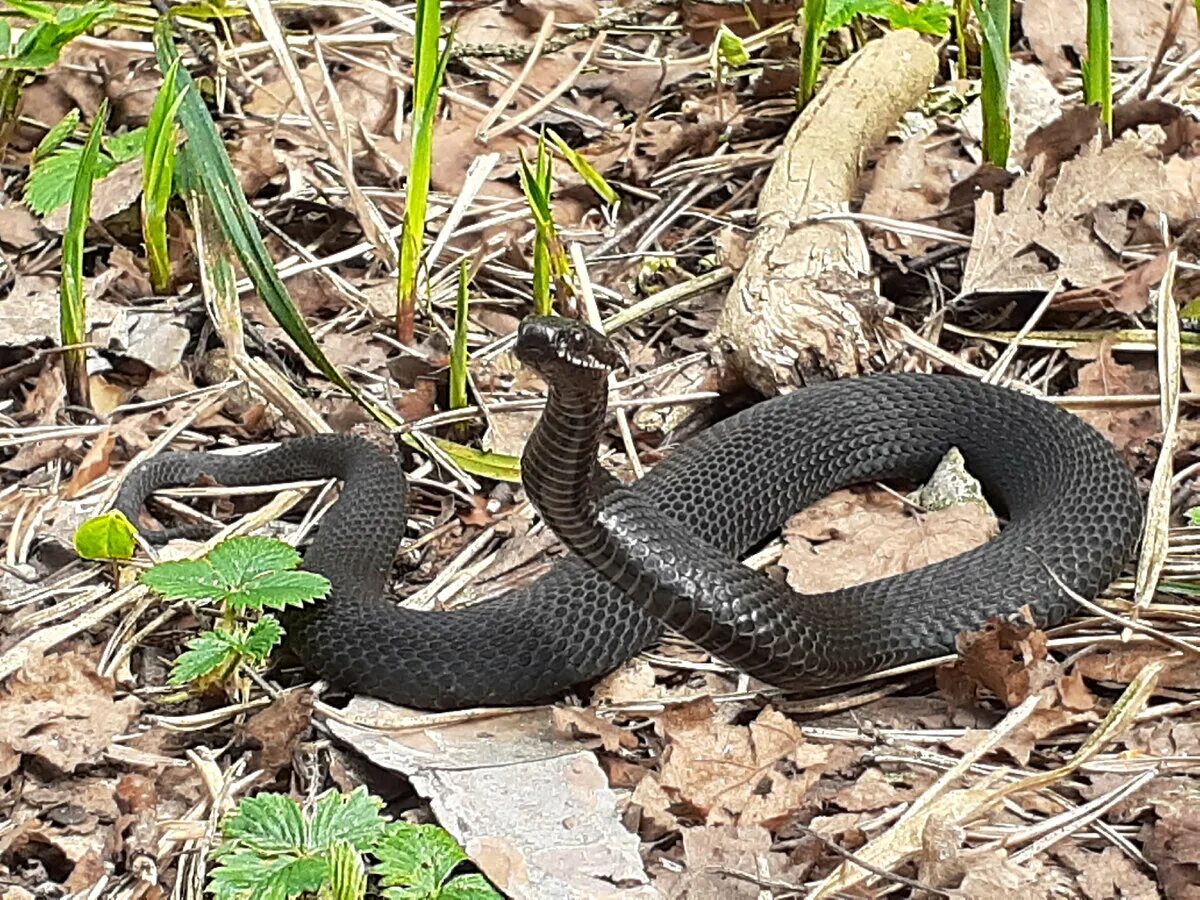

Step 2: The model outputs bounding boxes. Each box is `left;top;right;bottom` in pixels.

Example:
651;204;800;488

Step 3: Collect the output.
515;315;622;377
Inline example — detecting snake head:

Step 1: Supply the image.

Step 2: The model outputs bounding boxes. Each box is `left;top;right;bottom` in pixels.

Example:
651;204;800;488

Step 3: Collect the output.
515;315;623;381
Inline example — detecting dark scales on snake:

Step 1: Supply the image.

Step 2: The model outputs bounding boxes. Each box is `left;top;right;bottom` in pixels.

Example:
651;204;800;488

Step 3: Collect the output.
114;316;1145;711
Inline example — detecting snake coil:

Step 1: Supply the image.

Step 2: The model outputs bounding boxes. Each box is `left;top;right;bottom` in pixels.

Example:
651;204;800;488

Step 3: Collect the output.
114;318;1143;709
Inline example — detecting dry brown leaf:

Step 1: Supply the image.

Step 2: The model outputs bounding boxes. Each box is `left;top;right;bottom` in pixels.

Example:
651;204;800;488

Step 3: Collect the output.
0;652;143;775
1069;340;1162;462
1023;0;1200;82
242;689;315;777
656;824;792;899
860;134;974;259
0;205;44;249
780;487;997;594
1075;646;1200;689
936;613;1058;708
1145;809;1200;898
1057;845;1160;900
655;701;829;826
62;429;117;499
552;707;637;752
962;136;1200;299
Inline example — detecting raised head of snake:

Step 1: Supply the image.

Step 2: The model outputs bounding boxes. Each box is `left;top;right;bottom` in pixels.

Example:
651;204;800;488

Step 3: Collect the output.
515;315;622;388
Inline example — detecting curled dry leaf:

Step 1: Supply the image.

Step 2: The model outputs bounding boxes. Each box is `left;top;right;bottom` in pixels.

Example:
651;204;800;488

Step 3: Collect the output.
242;688;316;777
936;612;1058;708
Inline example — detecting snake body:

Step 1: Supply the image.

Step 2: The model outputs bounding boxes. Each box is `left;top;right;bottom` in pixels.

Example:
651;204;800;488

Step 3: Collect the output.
114;319;1144;710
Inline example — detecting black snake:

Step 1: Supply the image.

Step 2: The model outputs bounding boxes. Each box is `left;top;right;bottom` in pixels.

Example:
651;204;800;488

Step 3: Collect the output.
113;317;1144;709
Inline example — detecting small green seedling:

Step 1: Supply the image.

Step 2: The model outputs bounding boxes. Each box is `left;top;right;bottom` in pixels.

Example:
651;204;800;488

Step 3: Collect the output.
137;535;329;689
59;99;110;415
143;57;188;292
518;131;573;316
208;786;499;900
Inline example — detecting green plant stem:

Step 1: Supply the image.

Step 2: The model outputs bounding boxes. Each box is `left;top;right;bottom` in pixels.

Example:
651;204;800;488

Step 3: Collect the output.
971;0;1010;167
954;0;971;79
60;98;109;417
799;0;826;108
1083;0;1112;134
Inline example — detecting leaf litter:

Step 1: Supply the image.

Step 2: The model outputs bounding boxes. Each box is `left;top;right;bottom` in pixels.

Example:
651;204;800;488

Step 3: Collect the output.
1;1;1200;898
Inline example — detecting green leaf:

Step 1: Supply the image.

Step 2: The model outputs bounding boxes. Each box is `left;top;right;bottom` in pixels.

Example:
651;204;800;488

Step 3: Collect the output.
322;840;367;900
207;535;302;585
546;129;617;206
220;793;309;854
374;823;478;898
32;107;80;163
432;439;520;483
1188;506;1200;526
140;558;231;601
309;787;387;854
432;874;503;900
102;126;146;162
169;627;240;685
0;0;119;71
73;510;137;560
243;615;284;662
208;851;328;900
822;0;950;34
225;570;330;612
25;145;112;215
715;25;749;66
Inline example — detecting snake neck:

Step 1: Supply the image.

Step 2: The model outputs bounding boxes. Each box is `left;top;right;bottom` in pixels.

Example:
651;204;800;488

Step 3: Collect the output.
522;382;608;550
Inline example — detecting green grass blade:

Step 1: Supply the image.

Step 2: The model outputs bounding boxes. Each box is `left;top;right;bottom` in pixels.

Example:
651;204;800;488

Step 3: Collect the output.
153;20;399;429
546;129;617;205
971;0;1010;167
143;57;186;292
1082;0;1111;133
449;258;469;412
396;0;448;344
60;97;108;414
799;0;826;108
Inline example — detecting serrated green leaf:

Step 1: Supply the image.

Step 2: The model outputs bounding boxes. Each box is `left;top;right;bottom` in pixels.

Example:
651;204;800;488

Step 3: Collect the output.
821;0;949;36
434;873;502;900
1;0;119;71
374;823;469;896
73;510;137;560
103;126;146;162
432;439;520;483
169;627;240;684
209;850;328;900
33;107;80;163
220;793;309;854
309;787;387;854
243;616;284;661
321;840;367;900
207;536;302;586
1188;506;1200;526
139;558;230;601
25;145;116;216
226;570;330;612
